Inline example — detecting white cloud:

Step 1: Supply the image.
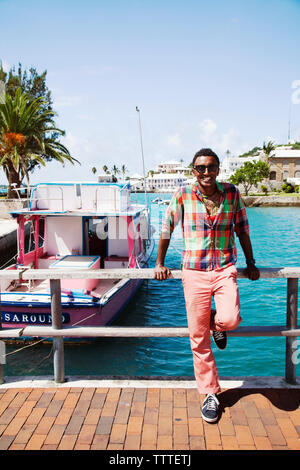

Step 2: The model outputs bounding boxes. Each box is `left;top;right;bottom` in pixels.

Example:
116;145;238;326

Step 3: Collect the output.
81;65;120;76
50;86;83;110
1;60;10;72
76;114;95;121
54;95;82;109
293;127;300;141
198;118;218;142
166;133;181;147
158;118;251;165
264;136;276;144
62;132;92;160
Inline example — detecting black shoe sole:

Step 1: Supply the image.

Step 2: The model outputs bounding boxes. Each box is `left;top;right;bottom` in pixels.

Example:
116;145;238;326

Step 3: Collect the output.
212;331;227;350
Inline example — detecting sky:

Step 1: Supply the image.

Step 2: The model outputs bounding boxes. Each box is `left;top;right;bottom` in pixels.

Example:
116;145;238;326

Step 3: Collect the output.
1;0;300;184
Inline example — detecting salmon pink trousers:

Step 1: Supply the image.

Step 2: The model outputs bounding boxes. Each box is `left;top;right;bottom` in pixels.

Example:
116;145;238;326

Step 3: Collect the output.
182;264;242;394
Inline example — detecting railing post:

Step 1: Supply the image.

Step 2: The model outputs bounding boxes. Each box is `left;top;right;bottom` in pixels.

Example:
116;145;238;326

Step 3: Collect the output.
0;292;3;385
285;278;298;384
50;279;65;383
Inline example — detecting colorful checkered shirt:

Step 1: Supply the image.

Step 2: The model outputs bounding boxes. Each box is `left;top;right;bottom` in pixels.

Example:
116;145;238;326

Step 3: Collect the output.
161;181;250;271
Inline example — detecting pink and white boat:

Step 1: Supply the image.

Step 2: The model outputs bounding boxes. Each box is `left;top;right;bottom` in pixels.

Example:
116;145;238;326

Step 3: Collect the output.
0;181;154;333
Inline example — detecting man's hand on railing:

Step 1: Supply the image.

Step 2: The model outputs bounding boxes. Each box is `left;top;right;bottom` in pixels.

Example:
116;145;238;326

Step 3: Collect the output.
243;264;260;281
154;264;171;281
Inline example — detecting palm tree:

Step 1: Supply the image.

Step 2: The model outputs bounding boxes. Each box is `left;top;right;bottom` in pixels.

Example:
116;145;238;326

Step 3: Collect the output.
262;141;275;163
262;140;283;181
102;165;109;174
111;165;119;181
121;164;127;181
92;166;97;175
0;87;79;198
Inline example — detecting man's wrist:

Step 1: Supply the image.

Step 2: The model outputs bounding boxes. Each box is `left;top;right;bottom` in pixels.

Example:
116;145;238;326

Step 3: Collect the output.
246;258;256;266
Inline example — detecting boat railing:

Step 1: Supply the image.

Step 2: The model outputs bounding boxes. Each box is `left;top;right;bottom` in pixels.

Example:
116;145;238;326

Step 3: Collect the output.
30;184;64;211
0;267;299;385
95;186;117;212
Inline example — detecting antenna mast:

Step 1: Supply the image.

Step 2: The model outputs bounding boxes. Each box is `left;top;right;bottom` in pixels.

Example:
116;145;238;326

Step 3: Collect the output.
136;106;148;208
288;102;291;143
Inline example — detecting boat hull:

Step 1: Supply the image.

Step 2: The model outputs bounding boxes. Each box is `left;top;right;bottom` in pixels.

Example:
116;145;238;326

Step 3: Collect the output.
1;278;143;334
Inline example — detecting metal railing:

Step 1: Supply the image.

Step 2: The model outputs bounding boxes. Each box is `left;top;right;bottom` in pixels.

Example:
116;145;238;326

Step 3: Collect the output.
0;267;299;385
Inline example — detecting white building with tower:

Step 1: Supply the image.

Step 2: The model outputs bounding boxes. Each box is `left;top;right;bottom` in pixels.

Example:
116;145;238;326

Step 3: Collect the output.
218;155;260;182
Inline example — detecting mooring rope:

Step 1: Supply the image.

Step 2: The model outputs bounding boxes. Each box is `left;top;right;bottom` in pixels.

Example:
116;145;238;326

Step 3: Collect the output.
4;338;45;357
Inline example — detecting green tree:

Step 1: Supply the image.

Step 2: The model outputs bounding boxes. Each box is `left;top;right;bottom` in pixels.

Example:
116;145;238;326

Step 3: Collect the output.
238;146;262;158
0;88;78;197
102;165;109;174
92;166;97;175
0;62;71;176
229;160;270;195
0;62;52;111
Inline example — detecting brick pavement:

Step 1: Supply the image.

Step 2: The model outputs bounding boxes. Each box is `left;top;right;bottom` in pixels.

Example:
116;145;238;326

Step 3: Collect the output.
0;386;299;450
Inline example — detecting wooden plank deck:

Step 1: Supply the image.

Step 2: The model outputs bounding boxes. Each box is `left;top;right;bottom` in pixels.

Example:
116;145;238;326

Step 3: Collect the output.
0;385;299;450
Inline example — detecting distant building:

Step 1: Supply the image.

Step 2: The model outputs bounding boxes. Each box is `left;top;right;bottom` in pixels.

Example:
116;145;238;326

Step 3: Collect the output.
267;146;300;184
146;173;189;191
97;173;114;183
156;160;191;175
218;155;259;182
129;173;144;190
218;145;300;187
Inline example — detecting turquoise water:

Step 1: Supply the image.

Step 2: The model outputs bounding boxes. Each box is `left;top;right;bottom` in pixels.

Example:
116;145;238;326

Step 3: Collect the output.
3;192;300;378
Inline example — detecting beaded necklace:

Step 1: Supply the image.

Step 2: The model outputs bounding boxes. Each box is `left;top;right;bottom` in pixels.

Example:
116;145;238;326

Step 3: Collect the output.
202;190;221;217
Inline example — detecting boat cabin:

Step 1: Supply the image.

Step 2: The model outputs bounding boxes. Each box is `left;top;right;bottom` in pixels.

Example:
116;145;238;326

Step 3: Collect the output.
5;182;150;295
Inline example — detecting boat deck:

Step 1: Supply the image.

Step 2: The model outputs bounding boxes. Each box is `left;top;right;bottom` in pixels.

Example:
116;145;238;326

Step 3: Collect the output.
0;380;299;450
4;278;120;299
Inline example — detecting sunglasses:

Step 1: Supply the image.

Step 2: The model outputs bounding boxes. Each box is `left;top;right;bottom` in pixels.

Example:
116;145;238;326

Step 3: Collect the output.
193;164;218;173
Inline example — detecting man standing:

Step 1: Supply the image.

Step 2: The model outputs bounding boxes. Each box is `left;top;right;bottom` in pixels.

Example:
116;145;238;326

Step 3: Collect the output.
154;148;260;423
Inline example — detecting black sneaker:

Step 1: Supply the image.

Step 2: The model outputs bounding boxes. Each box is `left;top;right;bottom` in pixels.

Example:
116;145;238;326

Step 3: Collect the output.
201;393;220;423
210;309;227;350
212;330;227;350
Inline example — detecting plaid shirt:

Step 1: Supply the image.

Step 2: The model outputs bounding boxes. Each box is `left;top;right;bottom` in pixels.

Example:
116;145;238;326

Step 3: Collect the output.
162;181;250;271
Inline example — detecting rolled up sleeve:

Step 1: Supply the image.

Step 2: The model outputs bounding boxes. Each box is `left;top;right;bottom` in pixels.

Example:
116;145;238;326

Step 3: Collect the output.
161;188;183;239
234;189;250;236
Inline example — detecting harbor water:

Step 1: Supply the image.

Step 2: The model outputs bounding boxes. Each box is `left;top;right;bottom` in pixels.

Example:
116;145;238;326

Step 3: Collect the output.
3;192;300;378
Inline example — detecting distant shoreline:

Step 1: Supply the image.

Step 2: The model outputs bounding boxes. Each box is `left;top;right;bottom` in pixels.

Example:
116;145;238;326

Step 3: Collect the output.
1;194;300;218
138;191;300;207
242;195;300;207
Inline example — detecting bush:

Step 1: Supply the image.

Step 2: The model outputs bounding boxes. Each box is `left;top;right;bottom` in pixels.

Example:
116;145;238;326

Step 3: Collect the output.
261;185;268;194
281;183;295;193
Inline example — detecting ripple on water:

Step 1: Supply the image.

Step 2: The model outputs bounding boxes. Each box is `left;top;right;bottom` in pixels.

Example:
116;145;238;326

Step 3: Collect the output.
3;202;300;377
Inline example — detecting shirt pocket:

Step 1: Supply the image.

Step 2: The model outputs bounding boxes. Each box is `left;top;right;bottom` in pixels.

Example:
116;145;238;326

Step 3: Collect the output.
218;210;234;230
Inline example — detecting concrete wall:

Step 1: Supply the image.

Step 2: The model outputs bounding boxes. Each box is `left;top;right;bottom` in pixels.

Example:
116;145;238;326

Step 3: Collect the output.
242;195;300;207
0;199;27;219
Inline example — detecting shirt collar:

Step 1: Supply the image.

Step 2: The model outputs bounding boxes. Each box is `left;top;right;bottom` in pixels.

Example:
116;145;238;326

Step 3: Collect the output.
192;180;225;197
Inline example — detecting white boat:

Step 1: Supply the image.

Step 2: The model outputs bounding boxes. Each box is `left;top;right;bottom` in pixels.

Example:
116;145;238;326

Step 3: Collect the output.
152;197;163;204
158;199;171;205
0;182;154;333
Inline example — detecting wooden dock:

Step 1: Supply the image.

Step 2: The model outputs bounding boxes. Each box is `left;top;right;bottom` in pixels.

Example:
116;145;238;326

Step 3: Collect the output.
0;380;299;451
0;268;299;451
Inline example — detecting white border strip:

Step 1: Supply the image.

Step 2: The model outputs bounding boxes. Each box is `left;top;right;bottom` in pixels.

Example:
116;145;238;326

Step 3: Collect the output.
0;376;299;389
